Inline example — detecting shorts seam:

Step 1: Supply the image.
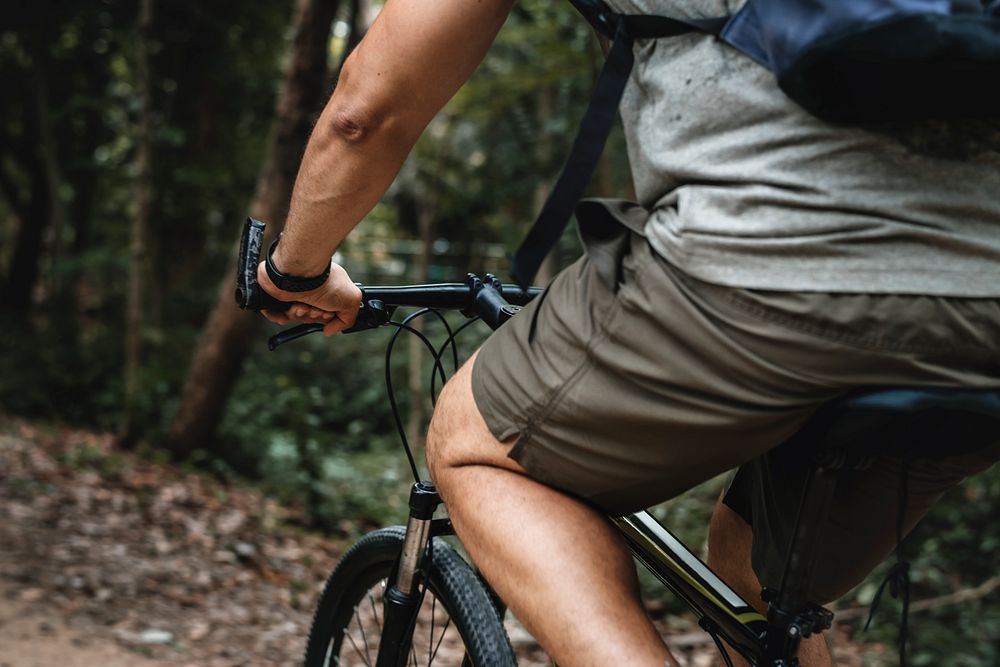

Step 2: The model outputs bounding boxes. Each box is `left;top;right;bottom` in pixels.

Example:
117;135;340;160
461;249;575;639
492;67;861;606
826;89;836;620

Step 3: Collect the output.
519;286;627;446
717;288;990;354
471;352;519;443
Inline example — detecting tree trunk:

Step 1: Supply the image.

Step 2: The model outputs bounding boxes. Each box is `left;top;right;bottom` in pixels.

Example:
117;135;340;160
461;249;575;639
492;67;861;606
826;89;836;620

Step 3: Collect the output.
2;164;48;311
406;202;433;450
326;0;371;94
34;75;68;297
2;81;49;312
167;0;340;458
123;0;155;444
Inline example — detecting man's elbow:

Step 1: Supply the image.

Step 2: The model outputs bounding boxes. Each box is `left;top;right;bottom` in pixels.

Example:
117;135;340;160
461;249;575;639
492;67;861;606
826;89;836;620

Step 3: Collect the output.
326;103;380;145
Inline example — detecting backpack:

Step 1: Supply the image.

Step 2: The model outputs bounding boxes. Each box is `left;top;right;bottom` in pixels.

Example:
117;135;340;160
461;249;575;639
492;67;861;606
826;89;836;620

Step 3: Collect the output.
510;0;1000;289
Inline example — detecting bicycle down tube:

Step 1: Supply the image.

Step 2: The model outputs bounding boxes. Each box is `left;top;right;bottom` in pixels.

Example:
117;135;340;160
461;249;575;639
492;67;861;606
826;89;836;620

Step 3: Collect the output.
616;511;768;663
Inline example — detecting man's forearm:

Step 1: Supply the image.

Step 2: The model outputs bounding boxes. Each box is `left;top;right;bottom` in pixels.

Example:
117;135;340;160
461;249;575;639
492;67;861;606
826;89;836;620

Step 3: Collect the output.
271;91;424;276
268;0;513;278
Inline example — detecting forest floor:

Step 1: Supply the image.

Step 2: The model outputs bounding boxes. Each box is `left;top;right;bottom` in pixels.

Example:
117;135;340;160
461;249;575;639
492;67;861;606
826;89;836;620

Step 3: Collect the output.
0;415;885;666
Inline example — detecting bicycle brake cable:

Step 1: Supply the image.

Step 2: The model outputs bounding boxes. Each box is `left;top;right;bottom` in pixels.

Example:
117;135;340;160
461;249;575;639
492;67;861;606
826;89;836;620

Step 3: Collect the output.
430;316;481;404
424;308;459;373
707;629;735;667
385;309;452;483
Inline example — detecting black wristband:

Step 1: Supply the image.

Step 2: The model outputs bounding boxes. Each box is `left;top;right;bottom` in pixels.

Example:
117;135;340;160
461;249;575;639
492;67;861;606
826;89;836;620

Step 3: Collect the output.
265;234;331;293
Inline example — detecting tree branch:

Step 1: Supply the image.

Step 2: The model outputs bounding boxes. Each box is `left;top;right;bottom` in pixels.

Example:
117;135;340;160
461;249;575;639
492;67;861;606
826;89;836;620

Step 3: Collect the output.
834;575;1000;622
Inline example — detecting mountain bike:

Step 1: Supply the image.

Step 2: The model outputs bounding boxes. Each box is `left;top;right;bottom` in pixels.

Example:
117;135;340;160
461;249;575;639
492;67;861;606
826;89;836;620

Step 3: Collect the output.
235;218;1000;666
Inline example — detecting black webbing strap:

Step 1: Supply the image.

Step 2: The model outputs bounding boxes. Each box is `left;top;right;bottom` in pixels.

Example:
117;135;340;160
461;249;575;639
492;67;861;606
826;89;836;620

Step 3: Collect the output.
864;460;913;667
509;3;726;290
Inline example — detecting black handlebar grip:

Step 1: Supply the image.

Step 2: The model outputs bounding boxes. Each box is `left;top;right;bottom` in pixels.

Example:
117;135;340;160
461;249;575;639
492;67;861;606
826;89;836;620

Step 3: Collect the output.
235;217;292;312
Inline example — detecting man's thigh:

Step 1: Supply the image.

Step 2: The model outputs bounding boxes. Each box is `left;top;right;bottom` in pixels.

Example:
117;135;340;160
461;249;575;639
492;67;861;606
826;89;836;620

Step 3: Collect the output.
426;350;526;479
471;231;1000;518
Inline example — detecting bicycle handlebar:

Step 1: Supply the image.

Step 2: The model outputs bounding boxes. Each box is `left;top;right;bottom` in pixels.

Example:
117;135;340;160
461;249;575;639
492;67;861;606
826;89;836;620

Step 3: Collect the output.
233;218;543;350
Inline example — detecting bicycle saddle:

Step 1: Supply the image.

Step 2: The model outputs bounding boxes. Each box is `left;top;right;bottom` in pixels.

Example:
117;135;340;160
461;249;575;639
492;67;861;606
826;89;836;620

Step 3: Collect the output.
786;387;1000;468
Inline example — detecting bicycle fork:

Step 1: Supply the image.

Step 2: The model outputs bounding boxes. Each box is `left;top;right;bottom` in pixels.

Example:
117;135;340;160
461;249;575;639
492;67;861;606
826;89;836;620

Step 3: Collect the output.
376;481;445;667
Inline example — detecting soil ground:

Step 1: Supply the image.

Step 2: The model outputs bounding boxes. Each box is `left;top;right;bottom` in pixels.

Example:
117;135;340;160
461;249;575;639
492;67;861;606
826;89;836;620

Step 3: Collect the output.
0;415;878;666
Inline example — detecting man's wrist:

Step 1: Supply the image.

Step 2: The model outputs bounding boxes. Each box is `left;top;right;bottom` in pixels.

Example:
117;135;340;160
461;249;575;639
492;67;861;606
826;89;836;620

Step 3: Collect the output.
266;234;331;293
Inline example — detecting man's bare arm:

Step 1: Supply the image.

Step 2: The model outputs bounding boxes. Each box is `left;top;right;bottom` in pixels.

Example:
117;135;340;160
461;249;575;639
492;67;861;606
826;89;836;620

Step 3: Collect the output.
257;0;513;332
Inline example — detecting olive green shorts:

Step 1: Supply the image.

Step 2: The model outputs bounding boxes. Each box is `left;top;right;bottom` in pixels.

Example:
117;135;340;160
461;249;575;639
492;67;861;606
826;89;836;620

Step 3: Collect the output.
471;231;1000;601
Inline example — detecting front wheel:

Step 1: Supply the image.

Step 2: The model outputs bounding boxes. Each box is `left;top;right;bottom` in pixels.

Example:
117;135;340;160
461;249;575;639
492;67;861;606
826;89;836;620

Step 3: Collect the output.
304;526;517;667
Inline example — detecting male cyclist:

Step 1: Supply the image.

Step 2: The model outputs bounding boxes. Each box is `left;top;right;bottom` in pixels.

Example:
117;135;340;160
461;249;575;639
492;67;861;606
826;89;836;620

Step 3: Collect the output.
258;1;1000;665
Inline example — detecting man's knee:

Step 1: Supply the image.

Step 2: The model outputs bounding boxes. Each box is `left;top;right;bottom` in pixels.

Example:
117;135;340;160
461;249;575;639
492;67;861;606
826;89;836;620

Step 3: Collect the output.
426;352;523;490
426;365;470;483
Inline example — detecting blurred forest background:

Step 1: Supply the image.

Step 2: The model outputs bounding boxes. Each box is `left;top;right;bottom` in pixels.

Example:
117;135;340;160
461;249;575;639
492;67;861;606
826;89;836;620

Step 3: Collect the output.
0;0;996;665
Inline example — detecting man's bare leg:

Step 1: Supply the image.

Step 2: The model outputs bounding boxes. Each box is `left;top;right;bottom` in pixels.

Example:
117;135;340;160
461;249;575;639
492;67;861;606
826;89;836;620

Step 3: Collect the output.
427;353;678;667
707;495;832;667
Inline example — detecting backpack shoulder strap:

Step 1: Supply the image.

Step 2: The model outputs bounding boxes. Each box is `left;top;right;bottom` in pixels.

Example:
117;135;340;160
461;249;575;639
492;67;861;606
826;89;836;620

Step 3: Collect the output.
510;1;726;290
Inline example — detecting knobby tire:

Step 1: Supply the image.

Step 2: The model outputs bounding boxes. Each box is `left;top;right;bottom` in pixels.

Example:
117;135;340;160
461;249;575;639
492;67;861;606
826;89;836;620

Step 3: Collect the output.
304;526;516;667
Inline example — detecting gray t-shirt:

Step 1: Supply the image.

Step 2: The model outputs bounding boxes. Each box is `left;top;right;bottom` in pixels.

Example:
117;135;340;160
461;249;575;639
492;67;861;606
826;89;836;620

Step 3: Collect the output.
608;0;1000;296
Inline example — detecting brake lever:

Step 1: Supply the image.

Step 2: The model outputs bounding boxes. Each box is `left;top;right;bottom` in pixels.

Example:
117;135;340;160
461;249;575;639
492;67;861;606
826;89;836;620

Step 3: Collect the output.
266;298;396;350
267;323;325;351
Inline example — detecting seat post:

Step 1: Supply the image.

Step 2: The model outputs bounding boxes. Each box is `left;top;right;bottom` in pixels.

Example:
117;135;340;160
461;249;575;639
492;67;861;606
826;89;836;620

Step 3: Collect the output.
763;463;837;664
759;385;1000;664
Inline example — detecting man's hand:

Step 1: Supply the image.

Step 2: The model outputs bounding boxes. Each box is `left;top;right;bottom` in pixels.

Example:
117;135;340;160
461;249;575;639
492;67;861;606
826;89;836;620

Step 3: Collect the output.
256;259;362;336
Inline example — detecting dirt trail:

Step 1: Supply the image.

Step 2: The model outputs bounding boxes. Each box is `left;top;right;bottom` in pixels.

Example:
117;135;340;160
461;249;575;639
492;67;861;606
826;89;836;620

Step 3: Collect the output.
0;415;878;666
0;578;159;667
0;417;345;666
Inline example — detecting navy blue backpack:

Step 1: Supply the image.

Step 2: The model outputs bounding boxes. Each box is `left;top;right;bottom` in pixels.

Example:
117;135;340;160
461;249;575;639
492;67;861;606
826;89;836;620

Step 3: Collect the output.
511;0;1000;288
659;0;1000;121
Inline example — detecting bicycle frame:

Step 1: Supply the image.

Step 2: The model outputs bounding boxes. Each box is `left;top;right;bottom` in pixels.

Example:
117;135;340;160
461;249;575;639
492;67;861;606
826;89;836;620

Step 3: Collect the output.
383;483;770;667
235;253;804;664
614;511;768;663
240;226;998;667
290;281;777;663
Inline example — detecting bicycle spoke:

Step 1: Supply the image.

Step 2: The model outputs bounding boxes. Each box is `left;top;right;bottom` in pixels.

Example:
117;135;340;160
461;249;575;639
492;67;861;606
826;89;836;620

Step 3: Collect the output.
345;626;372;667
368;591;382;633
429;613;453;664
428;595;436;666
355;604;374;667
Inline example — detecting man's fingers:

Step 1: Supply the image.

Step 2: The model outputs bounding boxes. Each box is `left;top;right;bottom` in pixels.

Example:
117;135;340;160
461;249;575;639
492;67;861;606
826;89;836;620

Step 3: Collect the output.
287;304;335;320
323;316;352;336
261;309;290;325
262;305;335;326
263;304;352;332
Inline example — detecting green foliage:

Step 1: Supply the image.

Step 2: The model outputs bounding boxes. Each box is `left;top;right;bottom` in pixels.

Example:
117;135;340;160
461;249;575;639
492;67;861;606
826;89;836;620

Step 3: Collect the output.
844;466;1000;666
0;318;124;430
402;0;629;254
214;303;493;530
636;468;1000;665
0;0;290;430
58;441;129;479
